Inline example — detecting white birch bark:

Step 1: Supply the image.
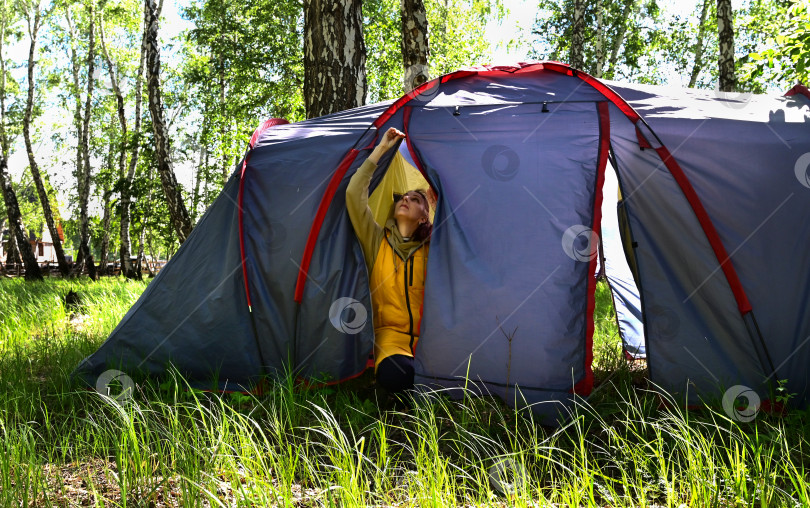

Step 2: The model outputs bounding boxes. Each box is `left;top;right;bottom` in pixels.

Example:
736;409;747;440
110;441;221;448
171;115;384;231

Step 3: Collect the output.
688;0;711;87
78;2;98;280
22;0;69;276
400;0;430;92
303;0;367;118
0;2;40;280
717;0;736;91
144;0;193;243
570;0;586;70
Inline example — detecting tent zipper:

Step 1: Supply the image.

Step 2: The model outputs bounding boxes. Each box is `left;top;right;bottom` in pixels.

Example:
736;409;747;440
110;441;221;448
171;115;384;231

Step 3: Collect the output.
405;256;415;350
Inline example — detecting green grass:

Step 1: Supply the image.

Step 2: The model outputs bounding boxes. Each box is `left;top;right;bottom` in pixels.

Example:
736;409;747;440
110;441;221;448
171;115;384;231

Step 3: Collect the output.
0;277;808;506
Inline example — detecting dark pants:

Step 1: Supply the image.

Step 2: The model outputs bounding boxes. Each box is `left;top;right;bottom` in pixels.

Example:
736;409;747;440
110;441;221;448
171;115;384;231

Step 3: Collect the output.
376;354;414;393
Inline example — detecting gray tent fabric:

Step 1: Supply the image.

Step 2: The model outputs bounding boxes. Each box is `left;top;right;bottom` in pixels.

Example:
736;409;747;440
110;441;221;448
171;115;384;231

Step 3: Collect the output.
75;103;391;387
75;63;810;419
610;112;765;398
74;176;261;389
240;103;388;382
607;82;810;405
407;101;603;420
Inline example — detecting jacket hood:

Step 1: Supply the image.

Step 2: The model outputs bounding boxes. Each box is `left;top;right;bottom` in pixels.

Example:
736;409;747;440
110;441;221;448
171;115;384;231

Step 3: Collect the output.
385;218;427;260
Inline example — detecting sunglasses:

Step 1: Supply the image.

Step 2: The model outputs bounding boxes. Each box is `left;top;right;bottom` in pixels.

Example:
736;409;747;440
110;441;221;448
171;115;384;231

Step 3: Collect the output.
393;190;428;206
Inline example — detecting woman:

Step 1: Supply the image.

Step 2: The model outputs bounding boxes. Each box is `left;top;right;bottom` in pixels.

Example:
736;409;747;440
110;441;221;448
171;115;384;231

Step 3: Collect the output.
346;127;432;393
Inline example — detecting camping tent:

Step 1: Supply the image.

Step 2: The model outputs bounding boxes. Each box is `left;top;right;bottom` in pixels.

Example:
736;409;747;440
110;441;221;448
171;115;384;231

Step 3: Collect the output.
75;62;810;421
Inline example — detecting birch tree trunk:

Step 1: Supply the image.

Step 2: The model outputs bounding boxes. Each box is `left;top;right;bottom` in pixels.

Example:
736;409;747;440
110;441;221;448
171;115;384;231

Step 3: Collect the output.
98;186;112;276
6;227;22;266
217;27;229;185
191;140;205;224
717;0;736;91
117;3;147;279
569;0;586;70
100;12;142;279
689;0;712;88
65;7;84;236
99;18;126;198
22;2;70;277
607;0;642;77
1;2;40;280
594;0;605;77
144;0;193;243
136;163;154;276
0;156;41;280
147;237;159;275
400;0;430;92
137;225;152;276
78;2;98;280
6;232;20;266
4;221;16;266
303;0;366;118
202;147;210;207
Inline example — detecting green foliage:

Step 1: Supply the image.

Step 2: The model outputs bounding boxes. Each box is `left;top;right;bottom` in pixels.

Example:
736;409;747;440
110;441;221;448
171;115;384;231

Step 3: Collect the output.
181;0;303;201
183;0;304;121
8;169;64;245
427;0;504;75
88;116;120;264
744;0;810;91
651;0;717;88
364;0;506;103
129;123;180;259
532;0;667;81
363;0;400;102
0;61;24;156
532;0;789;90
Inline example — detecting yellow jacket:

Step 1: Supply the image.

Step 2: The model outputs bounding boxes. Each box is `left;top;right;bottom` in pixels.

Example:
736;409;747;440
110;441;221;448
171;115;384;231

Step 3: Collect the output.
346;159;429;367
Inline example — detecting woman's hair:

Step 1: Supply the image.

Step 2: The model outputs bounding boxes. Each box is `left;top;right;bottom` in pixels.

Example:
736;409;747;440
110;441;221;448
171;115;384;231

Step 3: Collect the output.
394;189;433;243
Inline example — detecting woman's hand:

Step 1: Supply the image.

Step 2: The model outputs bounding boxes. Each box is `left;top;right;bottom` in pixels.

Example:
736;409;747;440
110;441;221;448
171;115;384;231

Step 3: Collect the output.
368;127;406;164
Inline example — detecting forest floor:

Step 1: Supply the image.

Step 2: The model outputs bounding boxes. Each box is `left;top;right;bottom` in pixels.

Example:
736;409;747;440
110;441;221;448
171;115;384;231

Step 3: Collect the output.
0;277;808;507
